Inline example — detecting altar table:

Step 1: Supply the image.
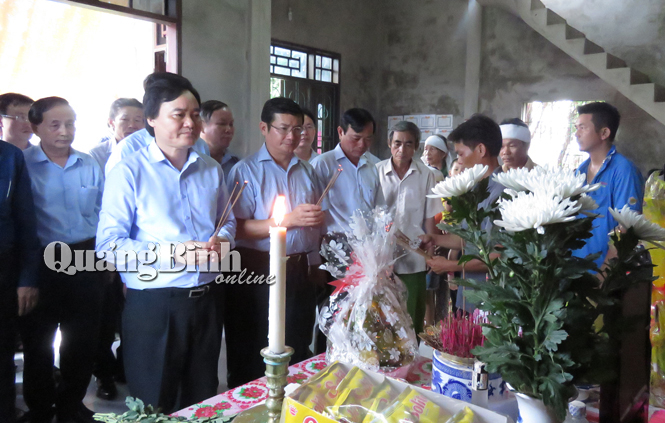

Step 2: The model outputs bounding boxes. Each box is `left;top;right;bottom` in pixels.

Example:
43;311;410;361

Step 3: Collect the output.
173;353;434;420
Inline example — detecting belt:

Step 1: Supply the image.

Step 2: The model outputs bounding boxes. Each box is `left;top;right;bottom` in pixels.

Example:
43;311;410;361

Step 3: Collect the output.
287;252;309;263
129;283;212;299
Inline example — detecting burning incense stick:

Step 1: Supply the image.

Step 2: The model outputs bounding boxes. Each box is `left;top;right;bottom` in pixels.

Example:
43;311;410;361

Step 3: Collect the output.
316;165;342;206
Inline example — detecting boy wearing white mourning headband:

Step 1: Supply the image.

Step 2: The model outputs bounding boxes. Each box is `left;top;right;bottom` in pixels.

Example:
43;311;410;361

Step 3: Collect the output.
499;118;537;171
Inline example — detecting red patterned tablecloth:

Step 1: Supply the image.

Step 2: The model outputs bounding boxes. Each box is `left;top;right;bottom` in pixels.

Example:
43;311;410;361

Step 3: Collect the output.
174;354;433;419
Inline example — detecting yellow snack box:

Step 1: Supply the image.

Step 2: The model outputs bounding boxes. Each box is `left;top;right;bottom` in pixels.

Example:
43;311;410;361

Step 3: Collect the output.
373;387;450;423
360;381;401;422
325;367;379;422
297;362;349;413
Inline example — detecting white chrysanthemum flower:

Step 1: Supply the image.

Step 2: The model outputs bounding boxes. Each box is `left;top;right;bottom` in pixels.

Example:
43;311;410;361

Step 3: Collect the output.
427;164;488;198
577;194;599;212
494;166;601;199
494;191;581;234
609;205;665;242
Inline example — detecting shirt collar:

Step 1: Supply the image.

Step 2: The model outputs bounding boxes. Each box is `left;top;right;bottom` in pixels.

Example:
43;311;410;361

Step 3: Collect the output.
579;145;617;175
334;143;367;167
384;158;418;176
29;143;83;169
257;143;300;170
147;139;202;170
221;151;239;165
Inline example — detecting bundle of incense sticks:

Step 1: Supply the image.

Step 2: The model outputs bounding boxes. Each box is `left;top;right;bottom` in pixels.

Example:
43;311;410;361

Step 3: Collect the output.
316;165;342;206
439;309;485;358
214;180;247;236
418;308;486;359
394;229;432;260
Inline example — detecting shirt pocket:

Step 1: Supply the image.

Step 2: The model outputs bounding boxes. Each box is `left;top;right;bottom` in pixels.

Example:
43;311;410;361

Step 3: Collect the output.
79;186;99;217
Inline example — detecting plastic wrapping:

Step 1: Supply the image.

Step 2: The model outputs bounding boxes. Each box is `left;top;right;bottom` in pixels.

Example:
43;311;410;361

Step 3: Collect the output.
319;208;419;375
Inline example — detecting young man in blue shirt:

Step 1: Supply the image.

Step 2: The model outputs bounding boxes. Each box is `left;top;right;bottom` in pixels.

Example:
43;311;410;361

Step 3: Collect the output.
21;97;104;423
573;102;644;268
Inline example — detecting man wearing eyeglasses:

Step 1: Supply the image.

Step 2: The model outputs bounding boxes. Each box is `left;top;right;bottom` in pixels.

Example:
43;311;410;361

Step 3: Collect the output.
225;97;325;388
377;121;442;336
0;93;34;150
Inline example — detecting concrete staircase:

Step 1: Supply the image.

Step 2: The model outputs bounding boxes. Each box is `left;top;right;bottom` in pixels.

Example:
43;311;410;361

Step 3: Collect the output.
477;0;665;125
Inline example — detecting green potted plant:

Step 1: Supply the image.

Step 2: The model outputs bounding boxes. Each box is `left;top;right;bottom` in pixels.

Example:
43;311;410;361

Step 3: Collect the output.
428;165;662;422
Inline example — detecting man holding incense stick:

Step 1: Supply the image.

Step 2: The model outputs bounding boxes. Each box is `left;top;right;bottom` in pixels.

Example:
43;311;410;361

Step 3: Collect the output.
377;121;443;335
225;97;324;388
310;108;385;352
96;74;235;412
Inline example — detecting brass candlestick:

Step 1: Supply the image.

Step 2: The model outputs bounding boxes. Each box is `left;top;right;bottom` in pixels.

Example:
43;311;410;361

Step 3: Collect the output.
260;346;294;423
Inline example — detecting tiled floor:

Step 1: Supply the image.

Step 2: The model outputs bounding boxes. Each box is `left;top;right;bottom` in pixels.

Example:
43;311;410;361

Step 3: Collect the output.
15;335;229;416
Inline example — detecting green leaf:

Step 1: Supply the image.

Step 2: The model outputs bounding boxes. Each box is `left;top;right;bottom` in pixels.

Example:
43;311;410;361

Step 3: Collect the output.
542;329;568;352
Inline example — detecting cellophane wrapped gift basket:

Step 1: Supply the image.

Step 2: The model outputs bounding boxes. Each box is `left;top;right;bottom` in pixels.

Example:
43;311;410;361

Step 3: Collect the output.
318;208;419;377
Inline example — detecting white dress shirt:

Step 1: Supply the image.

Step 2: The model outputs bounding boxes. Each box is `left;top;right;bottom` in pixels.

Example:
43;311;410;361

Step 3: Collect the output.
377;158;443;274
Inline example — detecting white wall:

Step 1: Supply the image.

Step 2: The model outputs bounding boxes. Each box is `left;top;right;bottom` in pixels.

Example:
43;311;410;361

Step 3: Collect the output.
181;0;271;158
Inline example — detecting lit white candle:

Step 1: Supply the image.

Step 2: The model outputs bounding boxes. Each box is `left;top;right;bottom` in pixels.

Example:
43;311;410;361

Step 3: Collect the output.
268;195;287;353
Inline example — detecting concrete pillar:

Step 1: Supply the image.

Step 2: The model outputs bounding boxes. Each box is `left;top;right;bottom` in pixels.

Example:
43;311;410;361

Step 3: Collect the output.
464;0;482;119
181;0;271;158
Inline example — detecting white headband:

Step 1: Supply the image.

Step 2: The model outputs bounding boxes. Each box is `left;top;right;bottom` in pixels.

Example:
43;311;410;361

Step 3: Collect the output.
424;135;449;153
500;124;531;143
423;135;456;170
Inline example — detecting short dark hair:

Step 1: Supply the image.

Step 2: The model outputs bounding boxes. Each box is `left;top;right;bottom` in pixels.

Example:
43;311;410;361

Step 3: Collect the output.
389;121;421;147
29;97;71;125
577;101;620;141
260;97;303;126
448;113;502;157
200;100;229;123
302;108;317;129
340;108;376;134
500;117;528;128
109;98;143;120
143;73;201;137
0;93;34;115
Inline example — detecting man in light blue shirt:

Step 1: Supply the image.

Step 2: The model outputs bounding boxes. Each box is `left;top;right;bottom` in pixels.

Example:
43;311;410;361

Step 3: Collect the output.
572;102;644;268
21;97;104;423
104;74;210;175
89;98;144;172
200;100;240;178
95;74;234;413
225;97;324;387
311;108;384;234
104;127;209;174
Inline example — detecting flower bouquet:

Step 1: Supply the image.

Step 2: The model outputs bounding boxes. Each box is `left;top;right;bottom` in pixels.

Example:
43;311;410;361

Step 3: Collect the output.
318;208;419;375
429;164;659;421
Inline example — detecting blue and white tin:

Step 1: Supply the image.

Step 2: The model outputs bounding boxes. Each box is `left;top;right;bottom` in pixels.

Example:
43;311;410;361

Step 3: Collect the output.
431;350;510;403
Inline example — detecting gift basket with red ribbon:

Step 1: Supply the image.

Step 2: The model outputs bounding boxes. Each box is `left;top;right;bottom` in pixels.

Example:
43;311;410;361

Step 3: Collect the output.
318;208;419;376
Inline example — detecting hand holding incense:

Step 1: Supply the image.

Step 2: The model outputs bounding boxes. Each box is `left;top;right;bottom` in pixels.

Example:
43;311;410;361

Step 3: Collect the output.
316;165;342;206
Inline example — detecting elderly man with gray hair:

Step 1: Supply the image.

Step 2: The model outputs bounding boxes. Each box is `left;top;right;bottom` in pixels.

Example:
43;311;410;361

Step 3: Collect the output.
376;121;443;336
499;118;537;171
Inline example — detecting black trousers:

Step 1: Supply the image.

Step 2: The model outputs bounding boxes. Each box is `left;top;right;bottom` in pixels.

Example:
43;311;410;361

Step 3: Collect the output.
0;250;18;423
93;272;124;381
19;239;102;421
122;283;220;414
224;247;315;389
